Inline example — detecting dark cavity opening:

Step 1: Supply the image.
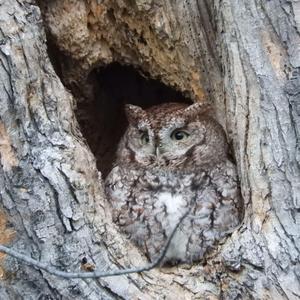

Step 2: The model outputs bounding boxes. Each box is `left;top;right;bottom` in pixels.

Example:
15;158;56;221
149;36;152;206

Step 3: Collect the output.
76;63;192;177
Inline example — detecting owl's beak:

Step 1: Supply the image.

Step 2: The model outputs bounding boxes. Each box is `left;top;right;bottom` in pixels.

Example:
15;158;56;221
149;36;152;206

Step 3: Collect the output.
155;147;160;157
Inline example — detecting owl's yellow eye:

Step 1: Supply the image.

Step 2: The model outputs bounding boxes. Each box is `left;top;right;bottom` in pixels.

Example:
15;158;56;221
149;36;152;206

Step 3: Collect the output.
140;132;150;145
171;130;189;141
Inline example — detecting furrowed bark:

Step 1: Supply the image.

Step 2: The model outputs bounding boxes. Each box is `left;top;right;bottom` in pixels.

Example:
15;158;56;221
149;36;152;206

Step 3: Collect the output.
0;0;299;299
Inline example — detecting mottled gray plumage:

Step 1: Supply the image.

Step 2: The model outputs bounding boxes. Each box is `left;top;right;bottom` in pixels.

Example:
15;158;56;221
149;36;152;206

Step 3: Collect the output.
105;102;243;264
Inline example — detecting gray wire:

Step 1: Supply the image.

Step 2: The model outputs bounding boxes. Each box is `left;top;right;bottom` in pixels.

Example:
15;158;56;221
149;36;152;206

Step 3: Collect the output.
0;211;189;279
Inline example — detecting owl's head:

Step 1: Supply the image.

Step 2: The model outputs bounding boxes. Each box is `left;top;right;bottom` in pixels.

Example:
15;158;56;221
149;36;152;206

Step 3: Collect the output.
118;102;228;169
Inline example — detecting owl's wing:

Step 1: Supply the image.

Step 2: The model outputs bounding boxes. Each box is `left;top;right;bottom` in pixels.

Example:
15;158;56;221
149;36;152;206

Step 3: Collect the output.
105;166;131;217
105;166;152;250
208;160;242;234
193;161;242;240
185;161;242;259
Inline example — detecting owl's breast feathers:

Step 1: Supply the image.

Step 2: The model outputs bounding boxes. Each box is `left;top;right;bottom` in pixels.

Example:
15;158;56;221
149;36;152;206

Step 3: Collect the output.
105;161;242;263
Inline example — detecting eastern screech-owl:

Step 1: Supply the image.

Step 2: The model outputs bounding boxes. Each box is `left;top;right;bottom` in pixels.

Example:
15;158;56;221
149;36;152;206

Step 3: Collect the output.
105;102;242;264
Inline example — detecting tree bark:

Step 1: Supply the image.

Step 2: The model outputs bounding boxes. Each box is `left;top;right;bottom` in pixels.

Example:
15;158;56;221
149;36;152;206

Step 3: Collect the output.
0;0;299;299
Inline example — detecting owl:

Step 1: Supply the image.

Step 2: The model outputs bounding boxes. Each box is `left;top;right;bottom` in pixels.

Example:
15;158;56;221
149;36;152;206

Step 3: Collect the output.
105;102;243;264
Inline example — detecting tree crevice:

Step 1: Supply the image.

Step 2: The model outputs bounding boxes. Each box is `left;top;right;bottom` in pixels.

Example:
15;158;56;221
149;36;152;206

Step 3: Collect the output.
0;0;299;299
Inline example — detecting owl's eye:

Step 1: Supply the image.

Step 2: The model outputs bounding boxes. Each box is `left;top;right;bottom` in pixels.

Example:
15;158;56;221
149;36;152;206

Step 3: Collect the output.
140;132;150;145
171;129;189;141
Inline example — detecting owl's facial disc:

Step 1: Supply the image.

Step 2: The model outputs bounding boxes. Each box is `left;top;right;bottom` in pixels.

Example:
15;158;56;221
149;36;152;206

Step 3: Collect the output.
125;126;156;166
157;121;206;159
124;103;208;166
159;127;192;155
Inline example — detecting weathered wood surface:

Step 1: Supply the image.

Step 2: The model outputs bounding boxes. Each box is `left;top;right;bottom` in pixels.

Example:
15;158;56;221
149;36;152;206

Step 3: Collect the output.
0;0;299;299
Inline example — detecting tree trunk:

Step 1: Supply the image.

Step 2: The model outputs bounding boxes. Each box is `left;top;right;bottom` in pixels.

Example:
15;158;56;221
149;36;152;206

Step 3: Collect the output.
0;0;299;299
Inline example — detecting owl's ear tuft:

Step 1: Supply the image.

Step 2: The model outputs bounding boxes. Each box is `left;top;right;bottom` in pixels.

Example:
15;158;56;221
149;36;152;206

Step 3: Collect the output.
125;104;147;125
184;102;213;118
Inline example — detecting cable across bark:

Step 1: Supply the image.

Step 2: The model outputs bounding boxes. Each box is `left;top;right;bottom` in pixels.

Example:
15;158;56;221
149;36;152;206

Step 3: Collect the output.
0;211;189;279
